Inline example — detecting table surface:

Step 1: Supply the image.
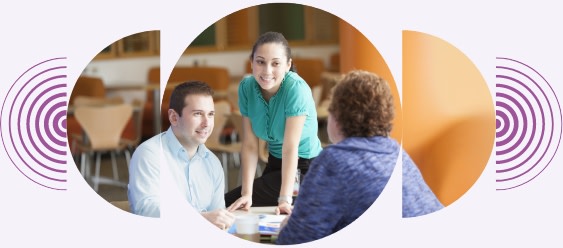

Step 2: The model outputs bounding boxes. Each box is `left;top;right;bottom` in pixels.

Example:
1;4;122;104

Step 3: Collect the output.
233;206;278;215
231;206;282;244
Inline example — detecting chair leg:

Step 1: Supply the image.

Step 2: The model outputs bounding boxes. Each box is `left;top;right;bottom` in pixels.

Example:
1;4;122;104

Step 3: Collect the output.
233;152;240;168
72;140;79;165
80;152;86;177
221;152;228;192
237;165;242;187
125;149;131;167
124;149;131;182
94;152;101;192
81;151;93;179
87;152;94;178
111;151;119;181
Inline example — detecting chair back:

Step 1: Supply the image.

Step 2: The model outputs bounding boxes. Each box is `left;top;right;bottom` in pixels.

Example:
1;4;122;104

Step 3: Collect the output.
328;53;340;72
151;66;231;92
292;58;325;88
74;96;124;106
229;111;243;140
68;96;125;154
169;66;231;92
128;99;145;146
70;76;106;105
75;104;133;149
206;101;231;148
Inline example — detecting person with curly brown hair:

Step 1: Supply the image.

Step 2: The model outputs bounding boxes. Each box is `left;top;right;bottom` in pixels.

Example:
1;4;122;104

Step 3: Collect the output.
276;70;443;245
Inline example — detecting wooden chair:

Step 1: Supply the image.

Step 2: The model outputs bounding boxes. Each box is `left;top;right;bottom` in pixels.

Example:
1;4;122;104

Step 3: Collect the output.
73;95;124;106
328;53;340;72
70;96;125;163
292;58;325;89
121;98;144;152
169;66;230;93
74;103;133;192
67;76;107;156
69;76;106;104
72;96;141;152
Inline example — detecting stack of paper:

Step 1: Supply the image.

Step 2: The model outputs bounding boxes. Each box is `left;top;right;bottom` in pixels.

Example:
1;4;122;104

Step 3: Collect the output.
258;214;287;235
227;214;288;235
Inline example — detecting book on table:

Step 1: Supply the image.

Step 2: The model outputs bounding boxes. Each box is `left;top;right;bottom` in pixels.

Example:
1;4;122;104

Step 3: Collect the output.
228;214;287;235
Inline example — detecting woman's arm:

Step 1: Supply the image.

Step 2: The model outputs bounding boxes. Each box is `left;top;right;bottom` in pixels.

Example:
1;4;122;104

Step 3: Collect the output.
278;115;306;214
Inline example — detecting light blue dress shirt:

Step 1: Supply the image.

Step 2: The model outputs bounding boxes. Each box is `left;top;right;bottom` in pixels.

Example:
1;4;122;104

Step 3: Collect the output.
127;127;225;217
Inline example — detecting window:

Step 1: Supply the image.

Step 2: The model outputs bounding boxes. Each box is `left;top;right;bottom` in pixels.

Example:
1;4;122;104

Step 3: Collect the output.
185;4;339;53
93;30;160;60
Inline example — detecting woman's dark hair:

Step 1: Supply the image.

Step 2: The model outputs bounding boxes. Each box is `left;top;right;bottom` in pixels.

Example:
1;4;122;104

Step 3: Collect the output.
250;31;296;72
169;81;214;117
328;70;395;137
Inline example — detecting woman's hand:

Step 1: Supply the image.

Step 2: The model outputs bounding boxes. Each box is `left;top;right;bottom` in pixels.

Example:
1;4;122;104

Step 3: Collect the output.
275;201;293;215
227;195;253;212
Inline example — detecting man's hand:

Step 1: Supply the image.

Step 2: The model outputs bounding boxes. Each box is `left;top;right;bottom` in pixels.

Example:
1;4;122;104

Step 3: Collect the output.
202;209;235;230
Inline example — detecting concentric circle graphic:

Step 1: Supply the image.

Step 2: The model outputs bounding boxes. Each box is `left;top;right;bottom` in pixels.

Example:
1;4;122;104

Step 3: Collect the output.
496;57;562;190
1;57;68;190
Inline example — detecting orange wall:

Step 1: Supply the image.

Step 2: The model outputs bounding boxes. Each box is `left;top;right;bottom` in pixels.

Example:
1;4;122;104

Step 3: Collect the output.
339;20;403;141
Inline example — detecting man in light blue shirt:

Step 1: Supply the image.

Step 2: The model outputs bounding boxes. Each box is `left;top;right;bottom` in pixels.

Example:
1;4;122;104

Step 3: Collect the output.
128;81;235;229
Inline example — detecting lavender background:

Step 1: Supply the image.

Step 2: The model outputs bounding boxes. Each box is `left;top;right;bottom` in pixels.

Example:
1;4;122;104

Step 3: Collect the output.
0;0;562;247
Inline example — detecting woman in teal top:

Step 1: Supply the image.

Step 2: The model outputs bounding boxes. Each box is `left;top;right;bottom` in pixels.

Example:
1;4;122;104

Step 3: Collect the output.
225;32;322;215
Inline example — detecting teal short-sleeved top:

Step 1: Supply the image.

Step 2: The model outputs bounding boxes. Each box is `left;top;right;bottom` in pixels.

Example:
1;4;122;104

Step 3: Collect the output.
238;71;322;159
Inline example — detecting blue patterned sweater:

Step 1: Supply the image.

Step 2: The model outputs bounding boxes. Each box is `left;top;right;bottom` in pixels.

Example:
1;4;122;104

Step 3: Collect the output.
276;136;444;244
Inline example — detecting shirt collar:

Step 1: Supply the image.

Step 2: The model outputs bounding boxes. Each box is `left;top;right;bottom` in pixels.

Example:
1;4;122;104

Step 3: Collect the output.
164;127;210;159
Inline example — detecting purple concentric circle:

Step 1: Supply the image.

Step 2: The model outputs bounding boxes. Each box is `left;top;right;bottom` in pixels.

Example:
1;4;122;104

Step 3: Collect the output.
495;57;562;190
0;57;68;190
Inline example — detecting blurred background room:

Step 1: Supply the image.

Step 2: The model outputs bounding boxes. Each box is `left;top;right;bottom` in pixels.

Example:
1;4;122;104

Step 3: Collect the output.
67;3;494;212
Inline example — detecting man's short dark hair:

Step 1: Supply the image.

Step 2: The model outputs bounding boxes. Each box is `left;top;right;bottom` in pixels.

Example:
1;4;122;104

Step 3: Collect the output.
169;81;214;116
